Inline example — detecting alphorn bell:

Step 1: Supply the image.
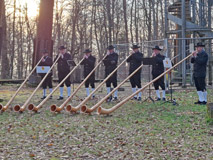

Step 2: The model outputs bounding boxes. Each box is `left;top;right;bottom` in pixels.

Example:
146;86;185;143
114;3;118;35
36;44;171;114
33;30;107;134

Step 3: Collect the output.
28;57;85;112
50;54;108;113
13;55;61;112
0;56;44;112
97;53;194;115
81;64;144;114
66;54;132;113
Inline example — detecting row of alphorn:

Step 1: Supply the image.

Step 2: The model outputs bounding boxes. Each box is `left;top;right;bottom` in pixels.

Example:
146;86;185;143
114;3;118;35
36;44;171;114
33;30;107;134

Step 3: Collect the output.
0;52;193;115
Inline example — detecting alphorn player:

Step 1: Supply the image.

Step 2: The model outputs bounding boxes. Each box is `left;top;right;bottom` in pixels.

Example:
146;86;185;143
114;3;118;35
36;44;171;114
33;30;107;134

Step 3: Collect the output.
103;45;118;102
38;50;53;99
56;46;72;100
81;49;96;98
127;44;143;101
151;46;166;101
191;42;208;105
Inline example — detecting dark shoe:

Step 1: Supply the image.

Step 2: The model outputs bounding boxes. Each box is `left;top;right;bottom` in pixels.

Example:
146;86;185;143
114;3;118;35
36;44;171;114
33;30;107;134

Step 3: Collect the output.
57;96;64;100
162;98;166;101
0;99;3;102
107;96;112;102
41;96;46;100
112;97;118;101
131;97;137;100
49;95;53;99
92;95;95;99
202;101;207;105
138;97;142;101
156;98;161;101
194;101;202;105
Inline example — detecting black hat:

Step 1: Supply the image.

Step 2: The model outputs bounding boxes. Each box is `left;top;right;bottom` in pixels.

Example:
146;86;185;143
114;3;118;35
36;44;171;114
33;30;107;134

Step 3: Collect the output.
58;45;66;50
195;42;205;47
83;49;92;53
152;45;162;51
131;44;140;49
107;45;115;50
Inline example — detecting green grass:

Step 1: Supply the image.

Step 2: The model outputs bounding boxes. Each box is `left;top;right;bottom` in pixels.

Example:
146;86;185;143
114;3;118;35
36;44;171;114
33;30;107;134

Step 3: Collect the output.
0;83;212;159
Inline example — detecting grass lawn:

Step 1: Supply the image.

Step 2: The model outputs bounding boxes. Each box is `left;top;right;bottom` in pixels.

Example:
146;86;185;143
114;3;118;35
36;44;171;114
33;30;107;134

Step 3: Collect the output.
0;83;212;159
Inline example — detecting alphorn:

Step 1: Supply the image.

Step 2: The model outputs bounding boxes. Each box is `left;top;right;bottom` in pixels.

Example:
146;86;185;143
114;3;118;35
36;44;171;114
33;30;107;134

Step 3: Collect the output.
66;54;132;113
97;52;194;115
28;57;85;112
50;54;108;113
13;55;61;112
81;64;144;114
0;56;44;112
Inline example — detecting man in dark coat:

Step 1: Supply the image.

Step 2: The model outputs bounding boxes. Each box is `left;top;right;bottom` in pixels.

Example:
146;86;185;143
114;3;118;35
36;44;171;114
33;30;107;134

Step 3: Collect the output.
191;42;208;105
81;49;96;98
56;46;72;100
127;44;143;101
38;50;53;99
103;45;118;101
151;46;166;101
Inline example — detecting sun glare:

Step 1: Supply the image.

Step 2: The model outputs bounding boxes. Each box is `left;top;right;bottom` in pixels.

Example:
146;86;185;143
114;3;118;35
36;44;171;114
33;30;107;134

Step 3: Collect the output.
18;0;39;18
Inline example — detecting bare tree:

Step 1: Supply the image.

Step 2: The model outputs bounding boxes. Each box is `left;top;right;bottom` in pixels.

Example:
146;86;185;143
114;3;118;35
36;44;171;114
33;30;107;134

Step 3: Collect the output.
0;0;10;79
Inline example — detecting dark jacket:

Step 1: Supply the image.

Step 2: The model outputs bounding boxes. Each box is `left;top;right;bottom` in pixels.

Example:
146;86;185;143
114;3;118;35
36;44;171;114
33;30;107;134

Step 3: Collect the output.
81;55;96;78
152;54;165;76
55;53;72;74
38;56;53;76
191;50;208;77
127;51;143;73
103;52;118;76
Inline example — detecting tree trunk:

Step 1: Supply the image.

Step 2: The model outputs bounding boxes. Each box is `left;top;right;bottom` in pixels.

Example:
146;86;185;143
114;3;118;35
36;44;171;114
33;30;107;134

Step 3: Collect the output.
70;0;80;57
123;0;129;44
10;0;16;78
18;9;23;79
0;0;10;79
106;0;112;44
130;0;134;43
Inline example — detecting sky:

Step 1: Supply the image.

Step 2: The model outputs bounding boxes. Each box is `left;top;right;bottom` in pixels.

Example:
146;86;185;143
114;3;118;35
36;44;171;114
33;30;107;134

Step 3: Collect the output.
17;0;40;18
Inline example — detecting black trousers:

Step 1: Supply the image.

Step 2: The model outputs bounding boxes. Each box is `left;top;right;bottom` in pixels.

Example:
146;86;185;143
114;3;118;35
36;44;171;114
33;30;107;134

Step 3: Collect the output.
130;72;141;88
153;76;165;90
194;76;206;91
40;74;52;89
58;72;71;87
85;76;95;88
106;73;117;88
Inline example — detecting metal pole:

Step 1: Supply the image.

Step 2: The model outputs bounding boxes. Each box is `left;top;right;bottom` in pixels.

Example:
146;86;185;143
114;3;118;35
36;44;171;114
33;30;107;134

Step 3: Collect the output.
181;0;186;87
164;0;168;39
164;38;168;90
191;0;196;86
208;0;212;85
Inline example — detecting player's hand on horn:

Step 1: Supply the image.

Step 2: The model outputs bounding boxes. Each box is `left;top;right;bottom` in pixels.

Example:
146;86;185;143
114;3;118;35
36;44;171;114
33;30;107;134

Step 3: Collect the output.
192;51;197;57
59;53;64;59
42;57;45;62
84;54;88;59
129;51;134;55
152;52;156;57
107;51;110;56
